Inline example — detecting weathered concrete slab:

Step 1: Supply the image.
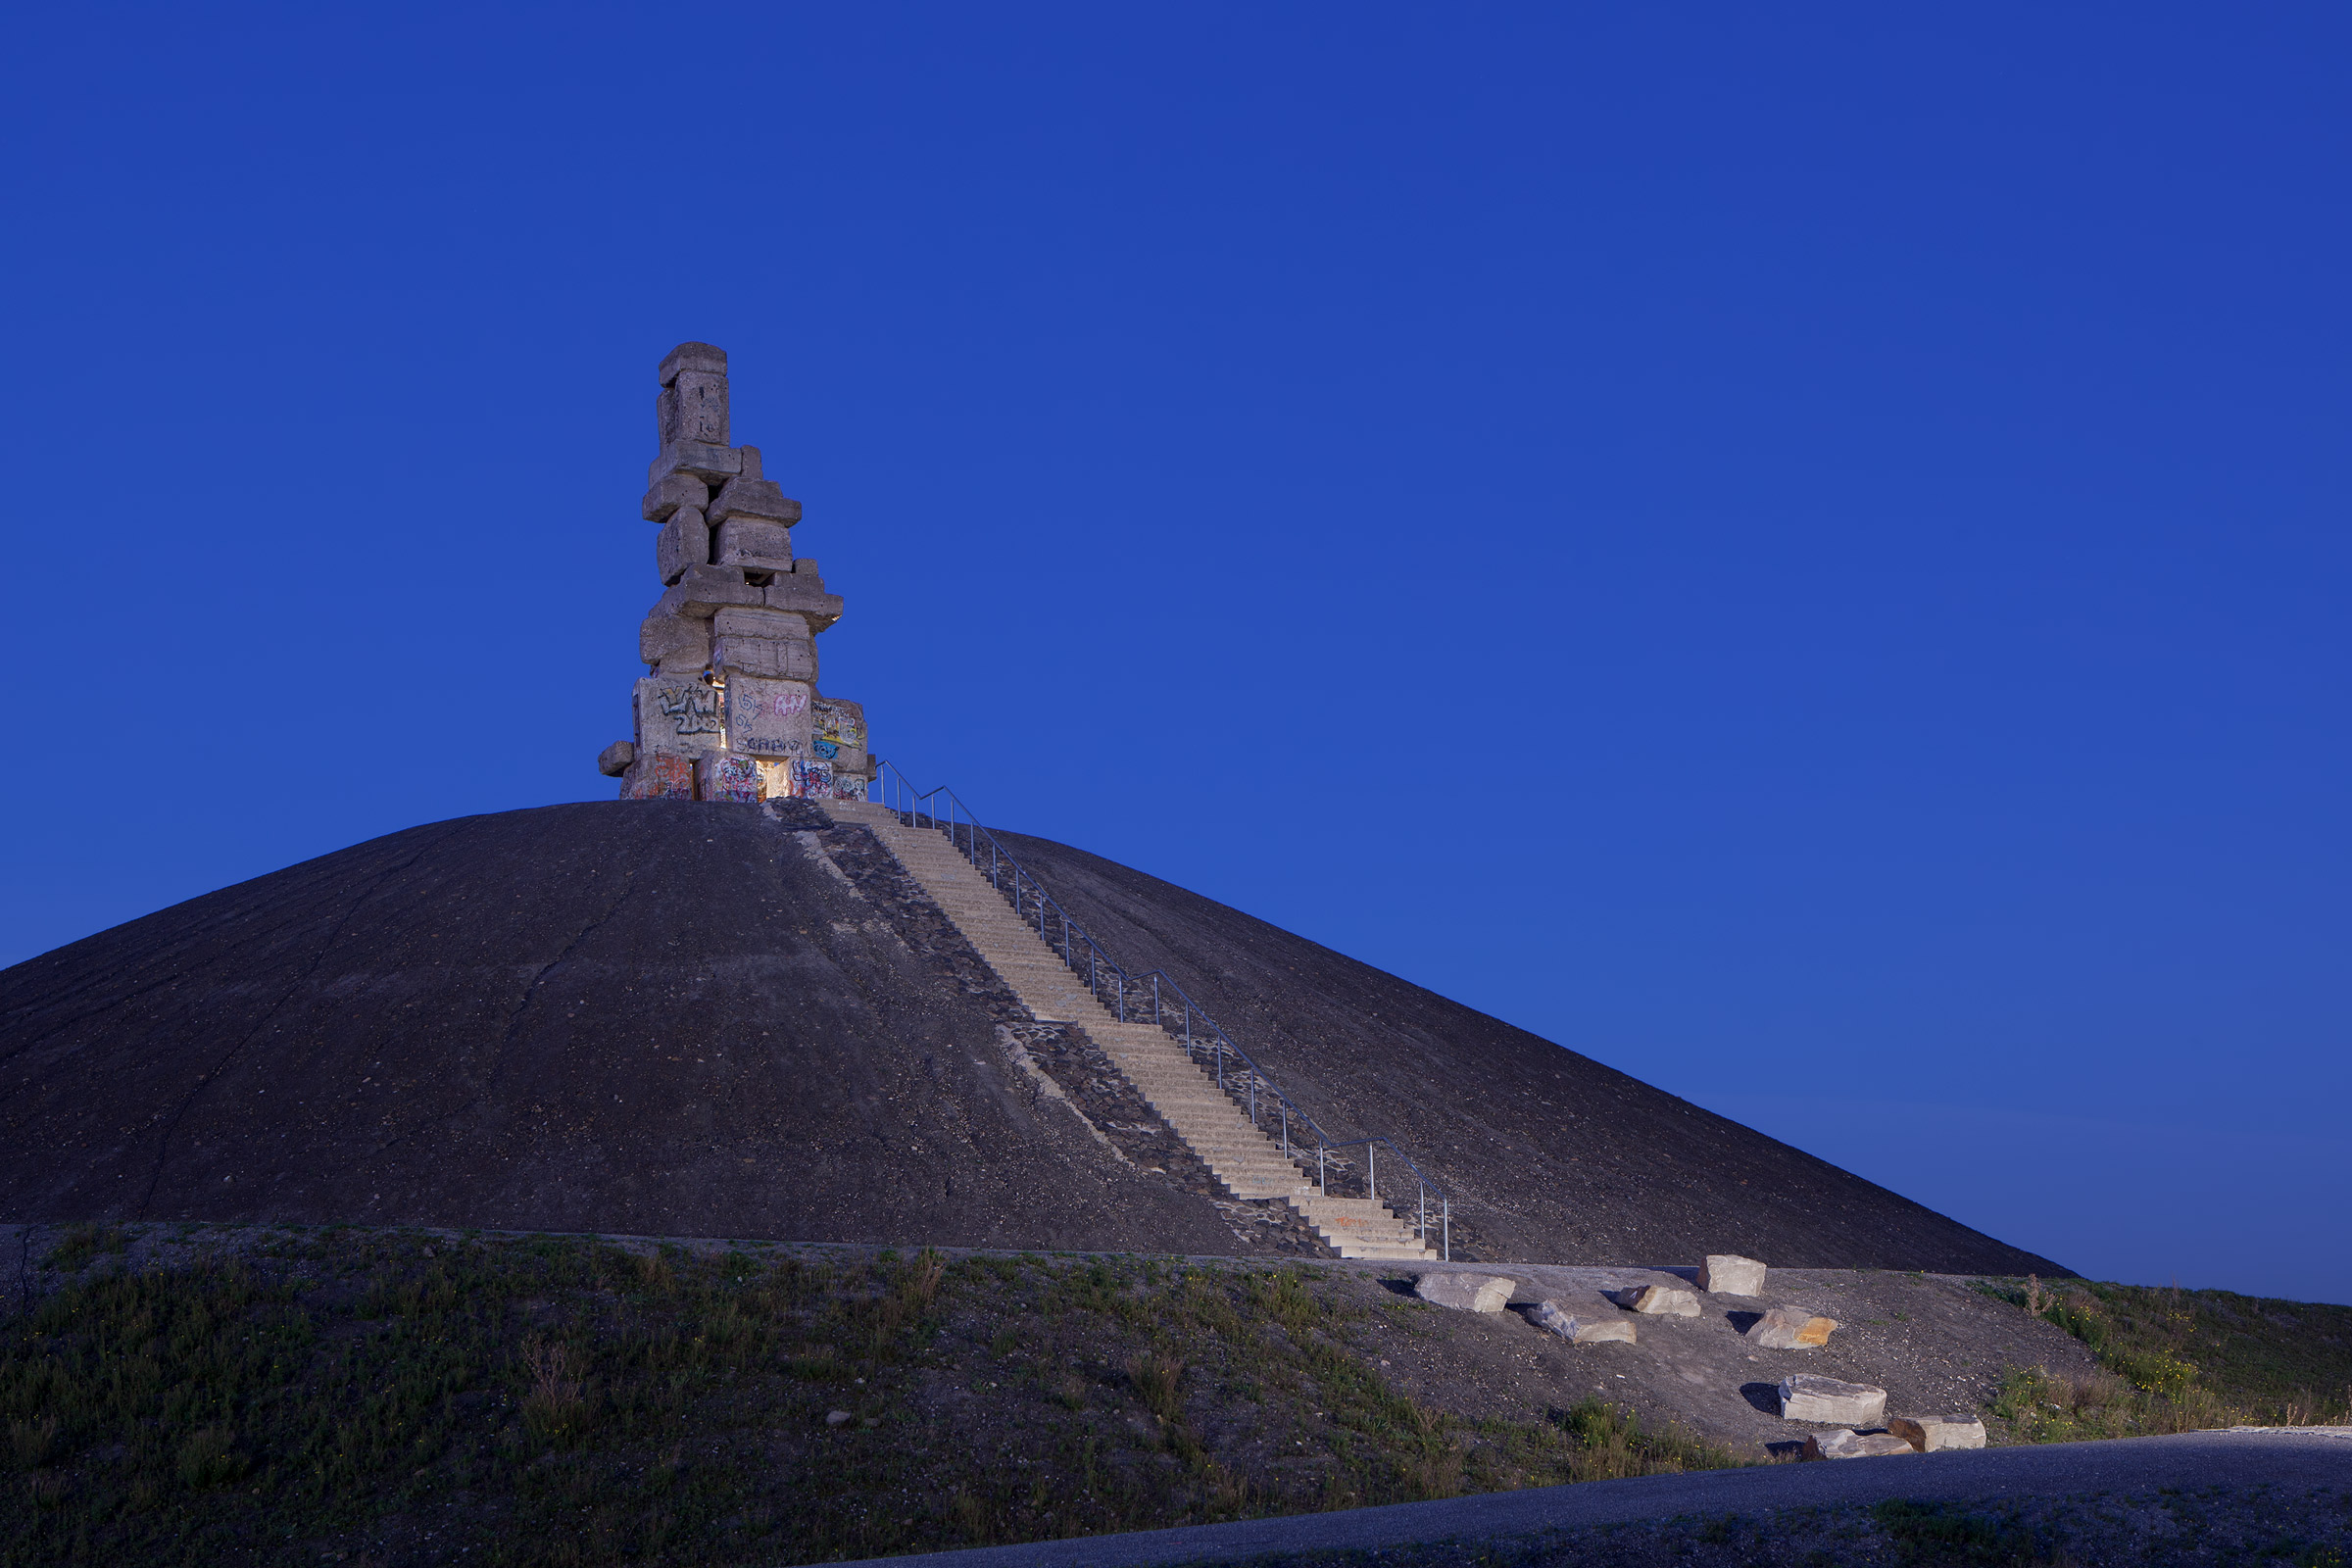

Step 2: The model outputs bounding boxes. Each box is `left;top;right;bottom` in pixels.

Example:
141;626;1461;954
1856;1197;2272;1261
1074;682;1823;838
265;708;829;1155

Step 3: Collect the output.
724;674;811;762
1611;1283;1701;1316
658;341;727;384
715;518;794;570
1780;1374;1886;1426
647;440;742;488
1700;1254;1768;1296
617;750;693;800
1805;1428;1916;1460
714;636;816;682
1748;1304;1838;1348
1415;1272;1514;1312
660;369;728;447
1889;1415;1987;1451
665;564;764;617
764;573;844;631
641;470;709;522
596;741;635;778
710;475;800;524
638;612;711;677
632;677;725;758
696;752;761;804
1532;1299;1637;1344
656;514;709;584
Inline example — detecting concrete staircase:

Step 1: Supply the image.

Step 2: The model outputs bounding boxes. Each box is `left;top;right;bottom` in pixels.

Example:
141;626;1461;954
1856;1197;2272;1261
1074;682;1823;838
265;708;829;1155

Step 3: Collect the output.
833;800;1438;1261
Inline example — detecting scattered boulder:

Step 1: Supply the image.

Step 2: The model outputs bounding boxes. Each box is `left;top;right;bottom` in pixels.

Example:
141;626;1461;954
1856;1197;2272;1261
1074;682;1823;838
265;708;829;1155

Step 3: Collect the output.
1804;1429;1916;1460
1415;1272;1514;1313
824;1410;853;1427
1699;1254;1768;1296
1889;1415;1987;1452
1779;1374;1887;1426
597;741;637;778
1746;1304;1839;1348
1609;1284;1701;1317
1532;1299;1638;1345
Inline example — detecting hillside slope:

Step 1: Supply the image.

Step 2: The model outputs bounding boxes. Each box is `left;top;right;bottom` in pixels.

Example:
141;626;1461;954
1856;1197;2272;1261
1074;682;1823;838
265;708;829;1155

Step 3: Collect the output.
2;801;2060;1271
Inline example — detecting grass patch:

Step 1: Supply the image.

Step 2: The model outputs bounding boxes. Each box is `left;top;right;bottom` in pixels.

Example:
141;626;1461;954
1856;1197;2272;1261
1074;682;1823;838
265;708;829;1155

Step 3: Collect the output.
1977;1273;2352;1441
0;1228;1747;1565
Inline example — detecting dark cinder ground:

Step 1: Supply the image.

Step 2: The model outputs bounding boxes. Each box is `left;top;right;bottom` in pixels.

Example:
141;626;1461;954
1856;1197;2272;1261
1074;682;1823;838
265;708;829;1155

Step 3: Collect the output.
6;800;2058;1273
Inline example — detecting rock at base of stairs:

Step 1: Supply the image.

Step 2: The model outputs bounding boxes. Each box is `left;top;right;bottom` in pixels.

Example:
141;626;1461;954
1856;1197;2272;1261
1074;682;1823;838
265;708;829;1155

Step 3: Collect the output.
1610;1283;1701;1316
1804;1429;1916;1460
1888;1415;1987;1451
1746;1303;1838;1348
1779;1373;1887;1426
1698;1253;1768;1296
1415;1272;1514;1312
1532;1299;1637;1344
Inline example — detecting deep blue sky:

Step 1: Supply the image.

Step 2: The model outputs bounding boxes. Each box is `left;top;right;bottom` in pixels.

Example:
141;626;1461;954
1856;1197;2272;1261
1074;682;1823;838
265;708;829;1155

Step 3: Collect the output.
4;6;2346;1302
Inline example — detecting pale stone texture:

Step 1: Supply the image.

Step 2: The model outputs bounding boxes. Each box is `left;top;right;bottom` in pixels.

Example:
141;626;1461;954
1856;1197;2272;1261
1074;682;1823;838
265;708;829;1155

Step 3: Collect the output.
1532;1300;1637;1344
715;517;794;570
1779;1374;1887;1426
1804;1429;1915;1460
1611;1284;1701;1317
1747;1305;1839;1348
658;341;728;383
638;612;711;677
1888;1415;1987;1452
1414;1273;1514;1313
660;369;728;448
597;741;636;778
632;676;726;759
656;513;710;584
1699;1254;1768;1296
724;675;812;762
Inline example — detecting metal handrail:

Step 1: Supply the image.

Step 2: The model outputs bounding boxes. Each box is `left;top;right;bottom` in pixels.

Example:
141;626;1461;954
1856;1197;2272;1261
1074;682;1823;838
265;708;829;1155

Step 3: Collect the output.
868;762;1451;1259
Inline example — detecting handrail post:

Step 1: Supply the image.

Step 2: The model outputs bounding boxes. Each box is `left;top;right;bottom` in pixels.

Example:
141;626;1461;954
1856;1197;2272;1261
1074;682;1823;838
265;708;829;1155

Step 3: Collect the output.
1281;1102;1289;1159
1116;972;1125;1023
1442;1199;1449;1262
1318;1145;1326;1196
1368;1143;1377;1206
1418;1183;1426;1241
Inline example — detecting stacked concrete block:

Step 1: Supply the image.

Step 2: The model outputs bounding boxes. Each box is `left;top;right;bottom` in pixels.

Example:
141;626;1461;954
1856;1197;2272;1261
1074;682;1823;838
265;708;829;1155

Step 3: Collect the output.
603;343;876;804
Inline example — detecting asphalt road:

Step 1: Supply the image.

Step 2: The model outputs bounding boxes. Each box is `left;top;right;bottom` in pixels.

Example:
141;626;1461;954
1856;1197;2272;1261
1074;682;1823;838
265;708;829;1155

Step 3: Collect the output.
850;1428;2352;1567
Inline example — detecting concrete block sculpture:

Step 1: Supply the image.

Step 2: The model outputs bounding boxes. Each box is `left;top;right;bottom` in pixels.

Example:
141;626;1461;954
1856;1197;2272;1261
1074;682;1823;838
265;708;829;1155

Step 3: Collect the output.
602;343;874;804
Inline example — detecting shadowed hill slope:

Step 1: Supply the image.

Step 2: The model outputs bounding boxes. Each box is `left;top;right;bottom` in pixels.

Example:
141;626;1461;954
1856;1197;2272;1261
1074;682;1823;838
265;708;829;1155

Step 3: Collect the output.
0;802;1237;1252
994;828;2063;1274
1;801;2060;1272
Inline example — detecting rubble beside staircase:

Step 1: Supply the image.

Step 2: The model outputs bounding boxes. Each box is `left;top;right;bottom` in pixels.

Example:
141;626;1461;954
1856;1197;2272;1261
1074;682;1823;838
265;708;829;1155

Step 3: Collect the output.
832;798;1439;1261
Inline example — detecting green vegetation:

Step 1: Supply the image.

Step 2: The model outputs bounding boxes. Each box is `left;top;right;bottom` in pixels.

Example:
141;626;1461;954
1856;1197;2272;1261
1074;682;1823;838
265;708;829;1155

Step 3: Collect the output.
1;1227;1747;1565
1977;1274;2352;1442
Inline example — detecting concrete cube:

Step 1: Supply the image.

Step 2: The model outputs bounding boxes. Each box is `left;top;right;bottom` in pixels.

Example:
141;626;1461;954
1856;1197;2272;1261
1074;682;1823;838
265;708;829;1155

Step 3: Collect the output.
1610;1284;1701;1317
662;369;728;447
1699;1255;1768;1296
1887;1416;1986;1452
1532;1299;1637;1344
1414;1272;1513;1313
723;674;811;762
714;518;794;570
619;750;694;801
633;676;725;758
713;635;817;682
696;751;761;804
1803;1429;1915;1460
638;612;711;676
658;341;727;384
668;564;764;617
641;471;709;522
656;513;710;585
647;440;741;489
764;575;844;632
711;606;808;640
737;444;762;480
1747;1305;1838;1348
709;475;801;525
597;741;636;778
1779;1374;1886;1426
